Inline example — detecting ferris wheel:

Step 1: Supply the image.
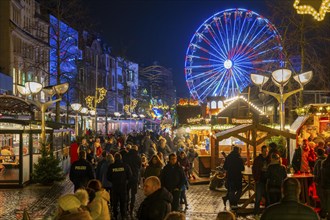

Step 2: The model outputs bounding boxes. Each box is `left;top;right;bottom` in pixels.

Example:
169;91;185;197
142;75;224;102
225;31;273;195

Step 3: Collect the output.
185;8;284;101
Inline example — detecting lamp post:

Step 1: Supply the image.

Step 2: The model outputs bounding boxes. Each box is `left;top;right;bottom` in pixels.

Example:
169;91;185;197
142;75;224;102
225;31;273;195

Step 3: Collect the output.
114;112;122;132
139;114;145;131
17;82;69;143
70;103;82;137
85;87;107;133
79;107;89;135
251;69;312;130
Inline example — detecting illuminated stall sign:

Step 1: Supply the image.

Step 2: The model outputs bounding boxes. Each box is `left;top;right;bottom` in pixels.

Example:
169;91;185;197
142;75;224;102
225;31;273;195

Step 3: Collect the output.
232;118;253;124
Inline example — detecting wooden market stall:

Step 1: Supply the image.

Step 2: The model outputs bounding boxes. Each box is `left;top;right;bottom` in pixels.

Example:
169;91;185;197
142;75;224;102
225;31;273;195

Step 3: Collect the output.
210;96;296;171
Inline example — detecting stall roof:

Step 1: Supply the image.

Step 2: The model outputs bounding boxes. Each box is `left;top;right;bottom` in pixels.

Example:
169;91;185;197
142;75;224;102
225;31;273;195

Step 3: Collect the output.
289;115;310;134
214;123;296;146
0;95;37;116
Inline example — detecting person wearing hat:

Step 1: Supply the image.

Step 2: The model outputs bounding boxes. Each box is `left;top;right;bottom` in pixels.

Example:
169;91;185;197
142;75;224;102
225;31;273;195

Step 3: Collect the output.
55;193;92;220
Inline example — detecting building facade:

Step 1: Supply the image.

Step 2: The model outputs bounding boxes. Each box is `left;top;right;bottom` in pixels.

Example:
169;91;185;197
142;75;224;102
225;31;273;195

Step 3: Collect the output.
0;0;49;99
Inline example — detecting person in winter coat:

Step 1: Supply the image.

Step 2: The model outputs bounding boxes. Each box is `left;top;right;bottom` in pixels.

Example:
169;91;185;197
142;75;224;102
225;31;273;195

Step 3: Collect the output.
107;152;132;220
157;137;172;159
144;154;164;179
137;176;172;220
186;147;198;180
70;151;95;192
260;178;319;220
252;145;268;215
55;193;93;220
96;152;114;192
265;153;287;205
321;153;330;219
70;139;79;164
87;179;111;220
313;148;327;218
160;153;186;211
124;145;142;215
223;146;245;208
177;151;190;178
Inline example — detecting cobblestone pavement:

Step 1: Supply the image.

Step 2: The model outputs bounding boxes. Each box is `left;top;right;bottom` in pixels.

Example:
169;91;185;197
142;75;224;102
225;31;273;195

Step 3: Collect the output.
0;176;256;220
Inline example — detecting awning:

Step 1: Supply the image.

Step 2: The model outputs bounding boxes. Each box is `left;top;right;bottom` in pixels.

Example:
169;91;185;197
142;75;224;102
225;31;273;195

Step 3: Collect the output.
289;115;310;134
0;95;37;116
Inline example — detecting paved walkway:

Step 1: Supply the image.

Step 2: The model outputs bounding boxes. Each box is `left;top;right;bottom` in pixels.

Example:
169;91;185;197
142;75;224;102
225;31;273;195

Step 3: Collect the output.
0;176;256;220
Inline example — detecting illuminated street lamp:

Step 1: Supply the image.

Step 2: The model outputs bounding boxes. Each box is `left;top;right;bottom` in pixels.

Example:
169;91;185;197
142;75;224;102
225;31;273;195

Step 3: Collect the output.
114;112;122;131
17;81;69;143
251;69;312;131
70;103;82;137
79;107;89;134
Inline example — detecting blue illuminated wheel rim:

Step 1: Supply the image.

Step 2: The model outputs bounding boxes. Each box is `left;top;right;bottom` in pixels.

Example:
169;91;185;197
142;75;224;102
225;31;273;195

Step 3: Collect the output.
185;8;283;101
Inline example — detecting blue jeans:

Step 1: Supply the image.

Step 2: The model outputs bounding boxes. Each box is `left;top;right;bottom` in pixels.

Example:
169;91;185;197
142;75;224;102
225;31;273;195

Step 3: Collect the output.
254;181;266;214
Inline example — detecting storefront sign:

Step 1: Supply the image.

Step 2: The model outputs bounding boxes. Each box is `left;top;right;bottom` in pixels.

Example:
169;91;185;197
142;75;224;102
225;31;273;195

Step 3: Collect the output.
232;118;253;124
187;117;203;123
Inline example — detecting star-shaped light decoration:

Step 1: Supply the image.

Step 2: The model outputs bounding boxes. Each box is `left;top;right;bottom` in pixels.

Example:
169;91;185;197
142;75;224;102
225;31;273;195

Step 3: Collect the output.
293;0;330;21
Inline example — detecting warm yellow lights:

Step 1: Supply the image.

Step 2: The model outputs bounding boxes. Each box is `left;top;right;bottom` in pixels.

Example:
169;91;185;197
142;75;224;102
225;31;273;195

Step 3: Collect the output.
85;87;107;110
293;0;330;21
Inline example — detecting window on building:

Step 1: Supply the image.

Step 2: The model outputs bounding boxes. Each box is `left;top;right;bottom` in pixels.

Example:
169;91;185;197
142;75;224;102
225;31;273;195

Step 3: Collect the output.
211;101;217;109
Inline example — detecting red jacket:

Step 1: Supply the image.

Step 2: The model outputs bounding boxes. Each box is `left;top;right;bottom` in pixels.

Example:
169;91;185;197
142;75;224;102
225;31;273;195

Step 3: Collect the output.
70;142;79;164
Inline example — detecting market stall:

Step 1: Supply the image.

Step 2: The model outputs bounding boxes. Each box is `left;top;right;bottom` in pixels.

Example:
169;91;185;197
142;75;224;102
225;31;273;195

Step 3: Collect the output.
0;95;72;187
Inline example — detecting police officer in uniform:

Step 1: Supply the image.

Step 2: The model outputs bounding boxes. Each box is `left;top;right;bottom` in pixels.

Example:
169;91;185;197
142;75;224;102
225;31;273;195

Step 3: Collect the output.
107;152;132;220
69;150;95;192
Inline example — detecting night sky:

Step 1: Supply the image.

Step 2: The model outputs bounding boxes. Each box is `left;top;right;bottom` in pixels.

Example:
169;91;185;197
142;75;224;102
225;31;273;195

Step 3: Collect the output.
84;0;268;98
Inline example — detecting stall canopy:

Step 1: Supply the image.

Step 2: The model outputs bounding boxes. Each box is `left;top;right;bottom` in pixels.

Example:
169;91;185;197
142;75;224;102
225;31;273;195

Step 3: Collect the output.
0;95;37;116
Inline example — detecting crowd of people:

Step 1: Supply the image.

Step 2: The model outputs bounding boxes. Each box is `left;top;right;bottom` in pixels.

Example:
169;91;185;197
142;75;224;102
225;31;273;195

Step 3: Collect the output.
56;130;200;220
249;139;330;219
55;127;330;220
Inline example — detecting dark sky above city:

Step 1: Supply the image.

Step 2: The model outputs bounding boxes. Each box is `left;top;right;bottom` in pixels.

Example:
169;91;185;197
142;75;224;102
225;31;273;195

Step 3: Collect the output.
84;0;268;98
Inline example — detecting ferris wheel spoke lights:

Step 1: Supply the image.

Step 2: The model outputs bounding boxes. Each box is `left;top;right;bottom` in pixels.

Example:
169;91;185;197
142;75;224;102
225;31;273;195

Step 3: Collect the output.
185;8;283;101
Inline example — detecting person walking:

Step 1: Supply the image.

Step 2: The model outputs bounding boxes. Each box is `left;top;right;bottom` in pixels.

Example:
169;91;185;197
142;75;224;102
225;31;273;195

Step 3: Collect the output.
260;178;319;220
160;153;186;211
69;151;95;192
107;152;132;220
313;148;327;218
265;153;287;205
70;139;79;164
321;152;330;219
144;154;164;179
124;145;142;216
223;146;245;209
137;176;172;220
252;145;268;215
87;179;111;220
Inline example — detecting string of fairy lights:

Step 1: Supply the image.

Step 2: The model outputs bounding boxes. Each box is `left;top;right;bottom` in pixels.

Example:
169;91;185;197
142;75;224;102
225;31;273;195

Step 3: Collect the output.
293;0;330;21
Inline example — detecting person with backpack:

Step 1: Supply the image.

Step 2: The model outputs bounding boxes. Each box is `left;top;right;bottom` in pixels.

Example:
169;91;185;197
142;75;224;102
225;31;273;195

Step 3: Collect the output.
265;153;287;205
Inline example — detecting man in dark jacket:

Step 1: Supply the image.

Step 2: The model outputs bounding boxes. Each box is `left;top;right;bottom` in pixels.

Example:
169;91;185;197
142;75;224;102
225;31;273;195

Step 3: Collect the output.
160;153;186;211
266;153;287;205
223;146;245;208
321;153;330;219
137;176;172;220
260;178;319;220
69;151;95;192
107;152;132;220
252;145;268;215
124;145;142;215
314;148;326;218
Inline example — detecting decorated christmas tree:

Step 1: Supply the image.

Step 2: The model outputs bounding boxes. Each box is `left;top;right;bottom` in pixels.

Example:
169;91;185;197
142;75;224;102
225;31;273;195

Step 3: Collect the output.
32;143;65;184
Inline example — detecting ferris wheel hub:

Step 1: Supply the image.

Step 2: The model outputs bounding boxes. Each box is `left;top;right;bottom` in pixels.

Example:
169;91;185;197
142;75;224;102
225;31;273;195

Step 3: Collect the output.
224;59;233;69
